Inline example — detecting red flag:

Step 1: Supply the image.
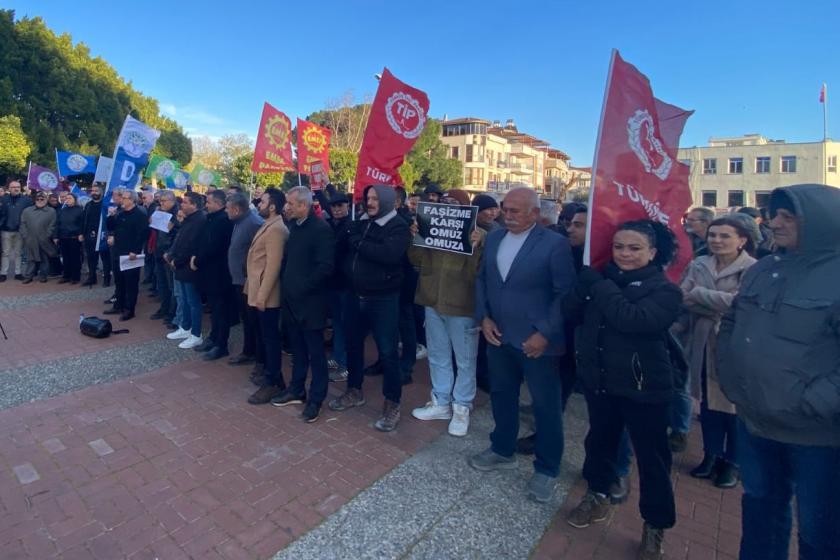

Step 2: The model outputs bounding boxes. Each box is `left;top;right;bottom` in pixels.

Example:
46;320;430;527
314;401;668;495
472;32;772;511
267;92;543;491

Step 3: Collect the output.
353;68;430;201
251;102;294;173
584;50;694;282
296;118;331;176
820;83;827;103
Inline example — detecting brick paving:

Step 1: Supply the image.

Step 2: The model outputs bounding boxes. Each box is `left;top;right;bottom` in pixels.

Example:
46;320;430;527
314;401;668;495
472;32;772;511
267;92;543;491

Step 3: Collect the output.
0;279;800;559
532;424;797;559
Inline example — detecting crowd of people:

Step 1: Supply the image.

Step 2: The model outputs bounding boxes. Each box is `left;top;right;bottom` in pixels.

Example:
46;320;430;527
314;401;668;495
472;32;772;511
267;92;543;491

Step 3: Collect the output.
1;177;838;560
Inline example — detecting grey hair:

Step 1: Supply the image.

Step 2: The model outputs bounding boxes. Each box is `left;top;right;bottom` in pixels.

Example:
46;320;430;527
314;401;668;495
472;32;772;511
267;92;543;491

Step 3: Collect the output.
689;206;715;222
507;187;540;212
122;190;138;203
227;192;250;212
287;186;313;207
112;186;127;198
159;190;176;202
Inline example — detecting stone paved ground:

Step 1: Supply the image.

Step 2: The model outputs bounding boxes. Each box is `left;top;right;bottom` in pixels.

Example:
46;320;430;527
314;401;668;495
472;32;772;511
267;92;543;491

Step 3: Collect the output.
0;278;797;559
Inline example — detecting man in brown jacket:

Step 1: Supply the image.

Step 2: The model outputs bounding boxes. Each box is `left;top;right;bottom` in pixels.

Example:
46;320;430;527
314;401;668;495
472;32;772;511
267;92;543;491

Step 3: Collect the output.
245;188;289;404
408;189;484;436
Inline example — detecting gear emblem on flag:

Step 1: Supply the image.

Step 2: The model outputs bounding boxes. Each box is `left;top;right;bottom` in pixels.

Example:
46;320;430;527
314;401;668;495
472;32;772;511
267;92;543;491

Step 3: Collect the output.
385;92;426;139
67;154;87;173
265;115;290;150
302;126;328;154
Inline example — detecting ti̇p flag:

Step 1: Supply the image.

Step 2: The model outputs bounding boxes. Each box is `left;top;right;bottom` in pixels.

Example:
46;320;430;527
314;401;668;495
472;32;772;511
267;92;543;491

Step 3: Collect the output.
296;118;331;176
820;83;827;103
27;163;60;191
584;50;694;282
252;102;294;173
353;68;430;201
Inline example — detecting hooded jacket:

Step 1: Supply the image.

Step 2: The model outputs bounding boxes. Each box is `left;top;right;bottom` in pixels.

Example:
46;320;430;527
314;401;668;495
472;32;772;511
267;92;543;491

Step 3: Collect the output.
344;185;410;296
717;184;840;446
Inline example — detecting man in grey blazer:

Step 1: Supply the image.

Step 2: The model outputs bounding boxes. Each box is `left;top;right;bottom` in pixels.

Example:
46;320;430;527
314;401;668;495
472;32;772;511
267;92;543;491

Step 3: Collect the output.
469;187;576;502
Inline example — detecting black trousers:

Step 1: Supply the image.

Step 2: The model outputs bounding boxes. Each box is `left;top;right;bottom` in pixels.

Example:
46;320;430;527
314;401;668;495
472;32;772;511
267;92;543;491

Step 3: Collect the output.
59;238;82;281
207;286;234;352
583;390;675;529
287;320;329;406
114;267;140;312
84;241;111;280
236;289;264;363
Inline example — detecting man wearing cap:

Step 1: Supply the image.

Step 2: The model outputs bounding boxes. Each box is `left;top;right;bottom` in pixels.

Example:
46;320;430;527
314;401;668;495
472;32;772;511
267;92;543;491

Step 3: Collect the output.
19;191;56;284
423;183;444;203
329;185;411;432
472;194;501;233
718;184;840;560
323;190;352;381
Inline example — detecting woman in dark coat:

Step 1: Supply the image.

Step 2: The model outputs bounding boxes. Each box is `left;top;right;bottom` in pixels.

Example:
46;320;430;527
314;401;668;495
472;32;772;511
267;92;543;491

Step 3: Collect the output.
563;220;683;560
55;193;84;284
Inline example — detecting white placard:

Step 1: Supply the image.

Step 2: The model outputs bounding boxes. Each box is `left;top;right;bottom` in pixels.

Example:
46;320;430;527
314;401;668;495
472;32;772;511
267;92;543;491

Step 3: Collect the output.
150;210;172;232
119;253;145;271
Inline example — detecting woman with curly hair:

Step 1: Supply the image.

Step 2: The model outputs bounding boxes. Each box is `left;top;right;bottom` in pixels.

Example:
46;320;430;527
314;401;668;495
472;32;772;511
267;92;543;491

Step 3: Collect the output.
563;220;683;560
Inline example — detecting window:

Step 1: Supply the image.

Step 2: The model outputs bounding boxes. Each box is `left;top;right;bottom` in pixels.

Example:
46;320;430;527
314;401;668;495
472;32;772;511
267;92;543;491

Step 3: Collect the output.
728;190;744;208
701;191;718;207
755;191;771;208
466;145;474;162
755;156;771;174
450;146;459;159
781;156;797;173
702;158;717;174
828;155;837;173
728;158;743;174
465;168;484;185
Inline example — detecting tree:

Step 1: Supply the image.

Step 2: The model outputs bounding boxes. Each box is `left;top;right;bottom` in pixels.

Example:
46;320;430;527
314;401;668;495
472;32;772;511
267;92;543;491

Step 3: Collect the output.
306;91;372;152
328;148;358;190
403;119;462;191
0;10;190;165
0;114;30;177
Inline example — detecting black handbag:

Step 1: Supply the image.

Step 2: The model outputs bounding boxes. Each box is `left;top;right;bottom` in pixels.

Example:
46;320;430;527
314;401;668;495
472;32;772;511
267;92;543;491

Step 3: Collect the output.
79;316;128;338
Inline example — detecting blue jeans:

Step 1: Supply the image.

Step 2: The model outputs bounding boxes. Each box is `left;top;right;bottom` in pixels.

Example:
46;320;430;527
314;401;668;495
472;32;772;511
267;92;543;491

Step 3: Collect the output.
737;420;840;560
487;343;563;477
172;279;184;327
425;307;479;408
346;293;401;403
177;281;202;337
329;290;349;368
670;375;693;434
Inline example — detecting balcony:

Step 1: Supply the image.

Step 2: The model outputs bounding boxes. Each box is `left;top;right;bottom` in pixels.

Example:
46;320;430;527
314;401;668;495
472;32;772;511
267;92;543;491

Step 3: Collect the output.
509;163;534;175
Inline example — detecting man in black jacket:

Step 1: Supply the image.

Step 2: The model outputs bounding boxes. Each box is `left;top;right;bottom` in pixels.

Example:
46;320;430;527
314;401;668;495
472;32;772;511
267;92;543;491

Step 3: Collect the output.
191;190;234;361
325;193;351;381
165;192;206;349
103;190;147;321
0;180;32;281
150;191;179;323
81;184;111;287
328;185;410;432
271;187;335;422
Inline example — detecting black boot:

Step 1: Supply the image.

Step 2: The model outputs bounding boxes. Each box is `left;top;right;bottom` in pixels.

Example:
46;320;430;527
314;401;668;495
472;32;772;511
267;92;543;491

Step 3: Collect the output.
103;276;111;288
83;276;97;286
689;455;720;479
713;460;739;489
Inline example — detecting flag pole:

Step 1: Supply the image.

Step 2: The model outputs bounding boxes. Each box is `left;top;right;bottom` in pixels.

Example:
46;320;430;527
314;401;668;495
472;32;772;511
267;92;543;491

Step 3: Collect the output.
26;161;31;191
823;83;828;185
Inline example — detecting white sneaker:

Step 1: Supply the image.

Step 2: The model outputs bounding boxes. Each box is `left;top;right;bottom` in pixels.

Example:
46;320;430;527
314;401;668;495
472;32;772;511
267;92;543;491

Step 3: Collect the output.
178;335;203;349
167;327;190;340
415;344;428;360
412;396;452;421
448;403;470;437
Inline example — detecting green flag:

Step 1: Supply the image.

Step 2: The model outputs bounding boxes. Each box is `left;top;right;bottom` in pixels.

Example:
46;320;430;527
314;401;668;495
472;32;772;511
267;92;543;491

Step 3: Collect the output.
145;154;180;180
192;163;222;187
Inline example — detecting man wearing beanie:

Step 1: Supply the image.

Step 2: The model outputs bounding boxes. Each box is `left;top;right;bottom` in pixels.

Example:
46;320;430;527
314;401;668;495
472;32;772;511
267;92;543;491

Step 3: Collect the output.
472;194;500;233
717;184;840;559
329;185;411;432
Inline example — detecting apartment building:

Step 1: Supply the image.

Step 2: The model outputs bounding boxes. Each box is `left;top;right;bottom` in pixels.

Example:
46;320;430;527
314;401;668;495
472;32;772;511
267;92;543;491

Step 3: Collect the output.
439;117;585;199
677;134;840;209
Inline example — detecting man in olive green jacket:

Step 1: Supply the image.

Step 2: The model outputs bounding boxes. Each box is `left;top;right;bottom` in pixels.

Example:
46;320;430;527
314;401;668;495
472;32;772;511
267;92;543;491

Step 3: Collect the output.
408;189;484;437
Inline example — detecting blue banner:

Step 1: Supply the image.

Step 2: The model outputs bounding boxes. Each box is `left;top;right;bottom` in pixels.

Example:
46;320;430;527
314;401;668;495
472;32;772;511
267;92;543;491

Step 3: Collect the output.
96;116;161;251
56;150;97;177
168;169;191;190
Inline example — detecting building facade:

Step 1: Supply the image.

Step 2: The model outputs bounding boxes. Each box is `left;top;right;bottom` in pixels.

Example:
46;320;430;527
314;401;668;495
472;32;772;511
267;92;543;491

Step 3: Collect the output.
439;117;587;199
678;134;840;209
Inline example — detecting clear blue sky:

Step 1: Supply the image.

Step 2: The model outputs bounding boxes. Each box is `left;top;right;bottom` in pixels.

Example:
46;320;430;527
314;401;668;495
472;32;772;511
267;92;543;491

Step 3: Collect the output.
7;0;838;165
